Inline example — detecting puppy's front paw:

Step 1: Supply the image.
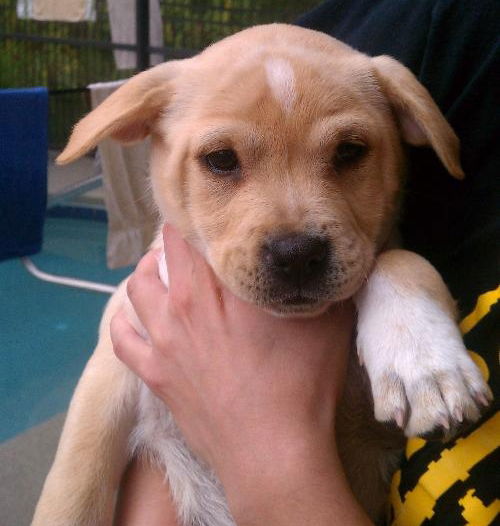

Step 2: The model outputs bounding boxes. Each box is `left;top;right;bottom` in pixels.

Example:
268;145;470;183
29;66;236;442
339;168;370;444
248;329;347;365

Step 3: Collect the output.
368;356;491;437
356;272;492;438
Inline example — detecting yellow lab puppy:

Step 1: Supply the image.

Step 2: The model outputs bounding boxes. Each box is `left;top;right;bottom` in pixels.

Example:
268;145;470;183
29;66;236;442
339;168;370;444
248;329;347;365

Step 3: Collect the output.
32;24;490;525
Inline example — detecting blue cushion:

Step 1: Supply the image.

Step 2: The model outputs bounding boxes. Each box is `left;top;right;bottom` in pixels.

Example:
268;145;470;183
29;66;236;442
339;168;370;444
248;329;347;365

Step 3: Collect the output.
0;87;48;260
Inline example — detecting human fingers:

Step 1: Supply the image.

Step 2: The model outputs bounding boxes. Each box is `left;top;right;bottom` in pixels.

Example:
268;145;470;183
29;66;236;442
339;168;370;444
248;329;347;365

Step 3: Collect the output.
162;224;195;308
163;224;223;314
126;250;169;340
110;309;154;382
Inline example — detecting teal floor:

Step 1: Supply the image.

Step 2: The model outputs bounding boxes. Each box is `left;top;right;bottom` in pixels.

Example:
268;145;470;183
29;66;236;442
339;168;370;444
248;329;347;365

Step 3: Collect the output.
0;217;133;442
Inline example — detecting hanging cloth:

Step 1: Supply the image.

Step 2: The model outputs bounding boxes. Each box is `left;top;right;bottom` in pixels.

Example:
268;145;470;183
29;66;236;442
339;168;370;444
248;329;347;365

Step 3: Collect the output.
17;0;96;22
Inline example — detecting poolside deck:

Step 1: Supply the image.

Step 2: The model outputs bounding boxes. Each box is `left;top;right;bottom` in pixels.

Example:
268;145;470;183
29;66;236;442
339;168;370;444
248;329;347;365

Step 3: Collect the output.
0;210;132;524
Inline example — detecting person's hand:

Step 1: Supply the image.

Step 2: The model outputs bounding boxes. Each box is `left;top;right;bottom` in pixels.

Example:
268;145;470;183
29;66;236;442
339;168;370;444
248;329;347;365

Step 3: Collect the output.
111;224;368;525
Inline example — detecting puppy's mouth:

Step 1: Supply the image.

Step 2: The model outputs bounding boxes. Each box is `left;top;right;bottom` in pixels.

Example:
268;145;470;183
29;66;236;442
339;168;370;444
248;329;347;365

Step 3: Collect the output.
281;295;318;306
264;295;332;317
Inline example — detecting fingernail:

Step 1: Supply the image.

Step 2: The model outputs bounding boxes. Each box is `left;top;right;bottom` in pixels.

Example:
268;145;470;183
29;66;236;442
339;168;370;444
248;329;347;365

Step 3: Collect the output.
395;409;405;428
475;392;490;407
438;414;450;430
452;407;463;423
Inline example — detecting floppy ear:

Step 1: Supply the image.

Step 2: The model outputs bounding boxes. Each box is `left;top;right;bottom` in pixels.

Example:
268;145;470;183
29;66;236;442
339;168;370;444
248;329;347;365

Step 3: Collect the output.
372;55;464;179
56;61;183;165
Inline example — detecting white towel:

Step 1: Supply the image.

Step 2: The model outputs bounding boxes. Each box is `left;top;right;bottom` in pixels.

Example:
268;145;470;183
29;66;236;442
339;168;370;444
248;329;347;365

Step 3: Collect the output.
89;80;159;269
17;0;96;22
106;0;164;70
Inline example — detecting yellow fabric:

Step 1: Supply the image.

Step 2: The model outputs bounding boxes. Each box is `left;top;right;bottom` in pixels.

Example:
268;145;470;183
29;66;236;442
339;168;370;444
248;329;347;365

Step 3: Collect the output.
460;286;500;335
390;285;498;525
459;489;500;525
391;414;500;526
405;438;427;460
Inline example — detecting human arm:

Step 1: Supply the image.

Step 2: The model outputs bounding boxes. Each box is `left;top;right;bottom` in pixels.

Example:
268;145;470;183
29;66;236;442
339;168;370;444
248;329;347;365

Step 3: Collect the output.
111;224;371;526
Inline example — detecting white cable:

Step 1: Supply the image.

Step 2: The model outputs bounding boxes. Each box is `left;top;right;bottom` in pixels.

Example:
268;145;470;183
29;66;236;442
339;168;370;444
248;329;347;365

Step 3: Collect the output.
21;257;117;295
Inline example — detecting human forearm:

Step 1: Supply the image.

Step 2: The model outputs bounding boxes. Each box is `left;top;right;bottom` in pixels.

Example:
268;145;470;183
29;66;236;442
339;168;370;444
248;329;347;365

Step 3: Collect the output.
220;438;373;526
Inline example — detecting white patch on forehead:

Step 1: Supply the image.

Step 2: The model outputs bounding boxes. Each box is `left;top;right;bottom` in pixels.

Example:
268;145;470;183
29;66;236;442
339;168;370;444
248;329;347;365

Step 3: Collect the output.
264;58;296;113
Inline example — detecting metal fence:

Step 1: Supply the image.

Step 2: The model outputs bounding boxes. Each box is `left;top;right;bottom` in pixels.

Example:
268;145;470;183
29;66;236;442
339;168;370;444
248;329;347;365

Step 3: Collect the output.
0;0;318;149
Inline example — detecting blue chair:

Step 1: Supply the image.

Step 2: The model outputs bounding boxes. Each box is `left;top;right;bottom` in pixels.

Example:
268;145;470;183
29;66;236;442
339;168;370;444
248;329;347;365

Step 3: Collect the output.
0;87;115;294
0;87;48;261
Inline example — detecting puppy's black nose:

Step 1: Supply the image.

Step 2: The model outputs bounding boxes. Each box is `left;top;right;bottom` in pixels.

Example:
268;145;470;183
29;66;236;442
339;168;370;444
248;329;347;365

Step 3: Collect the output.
263;233;329;286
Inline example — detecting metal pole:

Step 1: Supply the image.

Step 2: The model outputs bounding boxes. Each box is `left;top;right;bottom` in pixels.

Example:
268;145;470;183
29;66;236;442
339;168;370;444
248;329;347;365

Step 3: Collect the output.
136;0;150;71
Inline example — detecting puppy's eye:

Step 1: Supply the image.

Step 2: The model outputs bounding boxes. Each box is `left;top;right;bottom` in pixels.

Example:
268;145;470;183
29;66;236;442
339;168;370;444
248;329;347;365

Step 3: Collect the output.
204;149;239;174
334;141;367;167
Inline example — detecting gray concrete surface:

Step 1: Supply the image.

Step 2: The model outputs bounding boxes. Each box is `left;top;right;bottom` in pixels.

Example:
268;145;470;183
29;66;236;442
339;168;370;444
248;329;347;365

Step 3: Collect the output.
0;414;65;526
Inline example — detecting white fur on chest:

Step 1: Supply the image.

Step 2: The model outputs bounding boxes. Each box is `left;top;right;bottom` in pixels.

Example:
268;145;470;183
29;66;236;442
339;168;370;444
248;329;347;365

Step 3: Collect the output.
132;384;234;526
130;251;234;526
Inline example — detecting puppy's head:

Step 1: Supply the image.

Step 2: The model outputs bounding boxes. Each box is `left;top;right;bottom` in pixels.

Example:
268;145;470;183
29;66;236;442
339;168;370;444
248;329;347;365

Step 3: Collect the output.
59;24;463;316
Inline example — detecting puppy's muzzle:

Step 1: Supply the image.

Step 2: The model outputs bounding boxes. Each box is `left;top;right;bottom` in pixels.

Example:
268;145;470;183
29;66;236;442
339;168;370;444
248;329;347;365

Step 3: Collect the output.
262;233;330;301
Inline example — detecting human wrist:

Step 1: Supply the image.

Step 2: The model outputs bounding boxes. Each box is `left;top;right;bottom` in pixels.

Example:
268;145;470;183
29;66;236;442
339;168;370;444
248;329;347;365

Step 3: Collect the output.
218;435;339;524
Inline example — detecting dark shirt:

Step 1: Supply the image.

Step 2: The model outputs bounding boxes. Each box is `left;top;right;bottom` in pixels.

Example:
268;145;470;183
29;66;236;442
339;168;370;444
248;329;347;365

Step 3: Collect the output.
297;1;499;524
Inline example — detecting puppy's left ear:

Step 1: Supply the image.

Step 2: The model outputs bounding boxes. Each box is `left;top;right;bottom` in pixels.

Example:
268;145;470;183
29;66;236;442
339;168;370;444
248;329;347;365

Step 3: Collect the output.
56;60;185;165
372;55;464;179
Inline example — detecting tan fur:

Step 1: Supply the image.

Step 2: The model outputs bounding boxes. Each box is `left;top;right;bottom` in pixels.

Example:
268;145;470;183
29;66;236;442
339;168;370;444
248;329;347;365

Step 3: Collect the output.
33;24;470;525
373;249;459;314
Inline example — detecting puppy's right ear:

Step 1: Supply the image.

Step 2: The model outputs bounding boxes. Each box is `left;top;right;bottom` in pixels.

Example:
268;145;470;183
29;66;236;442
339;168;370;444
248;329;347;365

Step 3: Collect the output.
372;55;464;179
57;61;183;165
